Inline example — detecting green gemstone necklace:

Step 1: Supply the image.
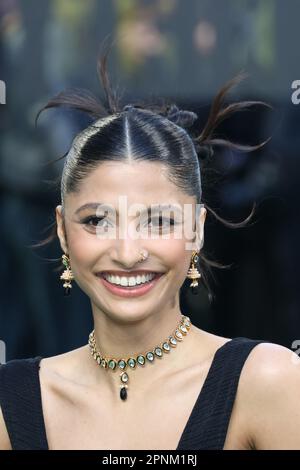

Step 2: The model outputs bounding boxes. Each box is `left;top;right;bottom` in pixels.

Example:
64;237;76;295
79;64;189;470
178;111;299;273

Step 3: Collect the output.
88;314;192;401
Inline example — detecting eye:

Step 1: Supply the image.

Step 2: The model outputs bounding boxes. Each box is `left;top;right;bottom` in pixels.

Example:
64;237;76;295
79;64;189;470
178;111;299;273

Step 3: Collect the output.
147;216;175;228
81;215;176;231
82;216;109;228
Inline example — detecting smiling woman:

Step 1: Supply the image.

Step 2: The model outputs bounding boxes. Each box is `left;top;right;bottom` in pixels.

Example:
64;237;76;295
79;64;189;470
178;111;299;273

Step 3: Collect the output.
1;40;300;451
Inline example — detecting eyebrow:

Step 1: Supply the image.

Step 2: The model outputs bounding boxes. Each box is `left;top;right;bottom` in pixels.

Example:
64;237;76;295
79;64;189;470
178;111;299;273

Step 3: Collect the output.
75;203;183;216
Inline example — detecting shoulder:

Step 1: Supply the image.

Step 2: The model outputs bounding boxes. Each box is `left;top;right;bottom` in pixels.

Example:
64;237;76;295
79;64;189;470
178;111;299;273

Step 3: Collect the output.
0;362;15;450
0;405;11;450
38;346;92;404
0;357;43;450
39;345;90;383
238;340;300;449
0;353;77;451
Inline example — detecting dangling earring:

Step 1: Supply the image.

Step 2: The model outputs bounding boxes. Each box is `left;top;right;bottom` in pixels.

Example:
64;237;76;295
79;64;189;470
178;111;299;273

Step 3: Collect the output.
60;253;74;296
187;251;201;295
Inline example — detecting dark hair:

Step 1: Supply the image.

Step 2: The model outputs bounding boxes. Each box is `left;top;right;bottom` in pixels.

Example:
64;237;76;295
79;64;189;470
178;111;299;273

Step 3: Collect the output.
32;40;272;303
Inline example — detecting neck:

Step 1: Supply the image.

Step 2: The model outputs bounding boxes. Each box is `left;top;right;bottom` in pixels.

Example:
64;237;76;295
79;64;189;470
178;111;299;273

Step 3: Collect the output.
88;300;195;397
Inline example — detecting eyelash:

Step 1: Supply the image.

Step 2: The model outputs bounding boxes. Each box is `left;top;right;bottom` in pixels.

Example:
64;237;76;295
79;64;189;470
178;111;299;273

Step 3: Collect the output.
81;216;176;228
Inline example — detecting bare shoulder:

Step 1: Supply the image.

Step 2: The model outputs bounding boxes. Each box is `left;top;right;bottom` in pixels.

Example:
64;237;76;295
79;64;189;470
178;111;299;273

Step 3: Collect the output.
238;340;300;450
0;369;12;450
190;326;232;357
0;406;11;450
38;345;94;403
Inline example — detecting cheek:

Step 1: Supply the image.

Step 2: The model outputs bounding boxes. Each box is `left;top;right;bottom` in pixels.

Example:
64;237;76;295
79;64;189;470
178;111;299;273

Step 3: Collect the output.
66;227;191;280
159;240;191;277
67;227;103;270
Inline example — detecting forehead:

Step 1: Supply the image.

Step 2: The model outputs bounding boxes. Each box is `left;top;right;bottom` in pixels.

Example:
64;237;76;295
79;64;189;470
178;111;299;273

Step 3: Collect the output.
65;161;195;209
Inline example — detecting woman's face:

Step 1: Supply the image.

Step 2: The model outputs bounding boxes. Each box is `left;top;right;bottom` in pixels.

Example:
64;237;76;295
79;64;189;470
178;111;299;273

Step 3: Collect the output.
56;161;206;322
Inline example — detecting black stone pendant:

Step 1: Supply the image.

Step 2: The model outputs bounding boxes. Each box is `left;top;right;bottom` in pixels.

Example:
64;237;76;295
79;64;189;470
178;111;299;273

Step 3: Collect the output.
191;286;199;295
120;386;127;401
64;287;70;296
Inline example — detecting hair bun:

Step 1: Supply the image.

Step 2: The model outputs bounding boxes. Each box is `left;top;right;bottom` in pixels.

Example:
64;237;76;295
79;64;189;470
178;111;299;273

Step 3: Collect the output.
193;141;214;161
166;104;198;129
122;104;135;112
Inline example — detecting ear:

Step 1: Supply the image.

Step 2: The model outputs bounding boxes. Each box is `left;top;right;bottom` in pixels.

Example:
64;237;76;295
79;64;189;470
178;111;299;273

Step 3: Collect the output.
195;204;207;252
56;205;68;254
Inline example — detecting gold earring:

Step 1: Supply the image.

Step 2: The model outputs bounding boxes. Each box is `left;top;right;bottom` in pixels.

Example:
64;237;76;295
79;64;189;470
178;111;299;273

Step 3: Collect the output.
187;251;201;295
60;253;74;296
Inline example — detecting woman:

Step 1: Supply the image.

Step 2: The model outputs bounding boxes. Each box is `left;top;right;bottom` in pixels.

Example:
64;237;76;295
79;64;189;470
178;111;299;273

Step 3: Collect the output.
1;47;300;451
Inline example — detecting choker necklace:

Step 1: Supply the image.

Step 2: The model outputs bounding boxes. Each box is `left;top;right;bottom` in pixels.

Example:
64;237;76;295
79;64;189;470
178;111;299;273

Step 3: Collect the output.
88;314;192;401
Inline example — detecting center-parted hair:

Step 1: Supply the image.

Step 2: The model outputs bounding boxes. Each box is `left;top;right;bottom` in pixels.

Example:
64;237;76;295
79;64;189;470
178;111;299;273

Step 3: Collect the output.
33;41;271;303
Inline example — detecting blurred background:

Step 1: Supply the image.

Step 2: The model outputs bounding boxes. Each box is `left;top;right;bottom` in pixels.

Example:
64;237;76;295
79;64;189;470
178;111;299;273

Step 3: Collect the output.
0;0;299;362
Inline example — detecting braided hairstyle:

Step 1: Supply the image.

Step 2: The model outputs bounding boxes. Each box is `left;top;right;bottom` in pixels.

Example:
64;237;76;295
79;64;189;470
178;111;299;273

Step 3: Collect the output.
33;40;271;303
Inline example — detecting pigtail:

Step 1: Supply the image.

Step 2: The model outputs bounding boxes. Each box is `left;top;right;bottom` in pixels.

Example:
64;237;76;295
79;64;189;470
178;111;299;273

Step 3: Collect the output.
96;36;122;114
34;88;108;129
35;36;122;130
194;71;272;153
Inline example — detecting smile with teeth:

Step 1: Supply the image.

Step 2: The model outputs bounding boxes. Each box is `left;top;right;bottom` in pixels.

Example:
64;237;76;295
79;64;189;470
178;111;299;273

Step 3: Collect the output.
103;273;157;287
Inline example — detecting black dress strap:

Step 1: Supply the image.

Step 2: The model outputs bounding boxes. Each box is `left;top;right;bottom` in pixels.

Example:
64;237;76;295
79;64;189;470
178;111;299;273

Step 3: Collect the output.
0;356;48;450
177;337;267;450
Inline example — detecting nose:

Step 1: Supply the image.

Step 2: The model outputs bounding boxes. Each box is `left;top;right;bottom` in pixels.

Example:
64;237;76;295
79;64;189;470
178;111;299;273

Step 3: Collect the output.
109;231;147;270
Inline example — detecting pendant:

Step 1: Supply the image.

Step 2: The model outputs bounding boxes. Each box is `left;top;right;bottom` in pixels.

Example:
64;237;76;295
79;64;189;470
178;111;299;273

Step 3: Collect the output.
64;287;70;296
120;386;127;400
191;285;199;295
120;371;129;401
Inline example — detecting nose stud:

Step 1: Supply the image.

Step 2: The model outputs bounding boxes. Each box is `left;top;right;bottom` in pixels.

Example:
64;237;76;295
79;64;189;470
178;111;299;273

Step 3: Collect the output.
139;250;148;262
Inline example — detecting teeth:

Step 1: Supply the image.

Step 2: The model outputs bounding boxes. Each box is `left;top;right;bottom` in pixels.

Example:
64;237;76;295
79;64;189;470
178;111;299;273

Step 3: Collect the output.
103;273;157;286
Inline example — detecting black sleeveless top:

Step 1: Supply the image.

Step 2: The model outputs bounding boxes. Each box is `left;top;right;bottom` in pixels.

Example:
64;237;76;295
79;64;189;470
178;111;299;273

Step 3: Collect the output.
0;337;267;450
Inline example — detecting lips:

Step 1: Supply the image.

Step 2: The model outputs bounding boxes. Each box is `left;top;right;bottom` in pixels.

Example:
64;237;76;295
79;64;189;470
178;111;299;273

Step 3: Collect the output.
97;271;163;278
97;272;163;282
96;272;164;298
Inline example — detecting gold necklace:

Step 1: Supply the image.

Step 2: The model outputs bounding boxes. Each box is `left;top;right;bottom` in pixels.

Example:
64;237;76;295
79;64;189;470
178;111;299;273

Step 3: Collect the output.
88;314;192;401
